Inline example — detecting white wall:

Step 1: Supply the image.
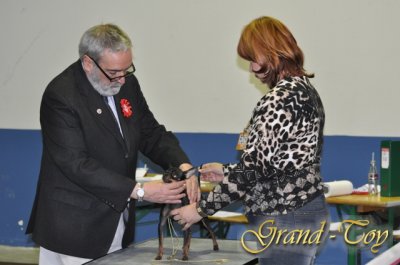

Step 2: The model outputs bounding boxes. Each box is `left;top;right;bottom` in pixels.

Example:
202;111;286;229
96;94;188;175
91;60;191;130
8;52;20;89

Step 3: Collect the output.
0;0;399;136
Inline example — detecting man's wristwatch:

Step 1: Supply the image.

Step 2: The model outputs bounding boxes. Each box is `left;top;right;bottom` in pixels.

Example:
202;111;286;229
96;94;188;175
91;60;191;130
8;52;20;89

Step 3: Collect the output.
196;205;208;218
136;183;145;202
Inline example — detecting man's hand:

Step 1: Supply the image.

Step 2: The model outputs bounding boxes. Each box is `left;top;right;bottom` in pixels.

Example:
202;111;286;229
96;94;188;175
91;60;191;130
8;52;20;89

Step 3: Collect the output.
132;181;186;204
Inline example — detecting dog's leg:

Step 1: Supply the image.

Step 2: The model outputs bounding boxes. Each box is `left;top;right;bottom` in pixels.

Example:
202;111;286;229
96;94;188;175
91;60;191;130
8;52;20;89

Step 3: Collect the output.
156;205;169;260
181;227;192;260
201;218;219;251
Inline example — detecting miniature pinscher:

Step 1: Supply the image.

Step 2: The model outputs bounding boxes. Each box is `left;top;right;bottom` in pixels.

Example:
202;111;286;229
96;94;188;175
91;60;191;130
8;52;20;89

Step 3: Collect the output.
155;167;219;261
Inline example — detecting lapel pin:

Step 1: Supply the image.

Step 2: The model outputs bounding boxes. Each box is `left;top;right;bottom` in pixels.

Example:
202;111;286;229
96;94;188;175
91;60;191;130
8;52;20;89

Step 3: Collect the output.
97;108;102;114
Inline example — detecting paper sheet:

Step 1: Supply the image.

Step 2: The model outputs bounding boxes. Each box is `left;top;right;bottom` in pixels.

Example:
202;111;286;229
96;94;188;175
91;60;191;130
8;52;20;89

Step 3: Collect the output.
352;183;381;195
136;174;163;182
211;211;244;218
135;167;148;178
135;167;163;182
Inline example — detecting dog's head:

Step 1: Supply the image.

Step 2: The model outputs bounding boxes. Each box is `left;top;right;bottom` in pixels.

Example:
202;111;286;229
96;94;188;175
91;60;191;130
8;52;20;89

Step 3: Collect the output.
162;167;198;183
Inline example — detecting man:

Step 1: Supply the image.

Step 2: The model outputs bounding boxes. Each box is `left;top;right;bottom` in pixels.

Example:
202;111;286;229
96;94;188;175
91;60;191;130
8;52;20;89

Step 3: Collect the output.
26;24;198;265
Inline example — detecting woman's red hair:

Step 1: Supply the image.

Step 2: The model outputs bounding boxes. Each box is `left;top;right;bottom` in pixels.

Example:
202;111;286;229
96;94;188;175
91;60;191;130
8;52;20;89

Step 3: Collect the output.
237;16;313;87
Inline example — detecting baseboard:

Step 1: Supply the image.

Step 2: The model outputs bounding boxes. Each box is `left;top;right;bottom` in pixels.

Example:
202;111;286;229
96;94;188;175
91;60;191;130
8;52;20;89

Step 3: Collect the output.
0;245;39;264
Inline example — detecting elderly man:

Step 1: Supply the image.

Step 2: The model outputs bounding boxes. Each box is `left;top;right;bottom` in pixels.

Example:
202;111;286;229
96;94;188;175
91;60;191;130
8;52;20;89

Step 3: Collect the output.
27;24;197;265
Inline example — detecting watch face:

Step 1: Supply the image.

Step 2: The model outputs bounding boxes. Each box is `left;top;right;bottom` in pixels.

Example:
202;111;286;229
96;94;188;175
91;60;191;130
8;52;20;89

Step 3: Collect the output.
137;188;145;197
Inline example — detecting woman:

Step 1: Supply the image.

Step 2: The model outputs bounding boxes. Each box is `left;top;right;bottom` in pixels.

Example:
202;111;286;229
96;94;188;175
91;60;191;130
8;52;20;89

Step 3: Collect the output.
171;16;329;265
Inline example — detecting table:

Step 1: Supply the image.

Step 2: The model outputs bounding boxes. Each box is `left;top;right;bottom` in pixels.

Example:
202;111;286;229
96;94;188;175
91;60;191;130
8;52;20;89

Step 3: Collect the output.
326;194;400;265
87;238;257;265
201;181;217;193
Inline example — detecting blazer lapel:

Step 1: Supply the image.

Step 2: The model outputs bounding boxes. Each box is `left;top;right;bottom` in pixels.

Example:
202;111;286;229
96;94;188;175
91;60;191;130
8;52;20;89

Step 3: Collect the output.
90;93;127;148
75;64;127;149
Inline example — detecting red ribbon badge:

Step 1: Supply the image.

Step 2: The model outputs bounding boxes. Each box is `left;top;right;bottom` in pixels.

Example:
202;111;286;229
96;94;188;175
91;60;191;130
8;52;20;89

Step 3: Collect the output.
120;99;133;118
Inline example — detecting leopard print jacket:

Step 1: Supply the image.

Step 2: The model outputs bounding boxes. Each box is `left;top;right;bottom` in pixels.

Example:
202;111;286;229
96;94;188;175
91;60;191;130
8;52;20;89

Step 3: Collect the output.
200;76;325;216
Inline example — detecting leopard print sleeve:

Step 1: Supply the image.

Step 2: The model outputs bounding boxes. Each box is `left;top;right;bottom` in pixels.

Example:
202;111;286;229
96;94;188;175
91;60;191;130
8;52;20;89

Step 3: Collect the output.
201;76;325;215
200;88;290;215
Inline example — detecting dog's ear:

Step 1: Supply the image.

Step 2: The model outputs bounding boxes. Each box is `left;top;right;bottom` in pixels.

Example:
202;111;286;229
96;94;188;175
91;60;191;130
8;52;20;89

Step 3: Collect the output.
175;168;184;180
163;167;184;182
163;168;175;183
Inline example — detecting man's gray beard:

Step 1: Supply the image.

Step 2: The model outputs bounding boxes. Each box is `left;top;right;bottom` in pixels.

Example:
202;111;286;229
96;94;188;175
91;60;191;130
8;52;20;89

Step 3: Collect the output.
87;70;121;97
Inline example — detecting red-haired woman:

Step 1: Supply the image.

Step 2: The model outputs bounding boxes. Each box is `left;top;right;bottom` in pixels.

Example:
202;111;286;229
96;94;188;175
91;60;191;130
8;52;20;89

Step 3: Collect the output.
172;16;329;265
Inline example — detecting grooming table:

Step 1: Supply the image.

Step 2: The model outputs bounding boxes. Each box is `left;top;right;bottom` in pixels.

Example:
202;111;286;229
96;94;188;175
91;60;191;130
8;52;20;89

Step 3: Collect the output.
87;238;257;265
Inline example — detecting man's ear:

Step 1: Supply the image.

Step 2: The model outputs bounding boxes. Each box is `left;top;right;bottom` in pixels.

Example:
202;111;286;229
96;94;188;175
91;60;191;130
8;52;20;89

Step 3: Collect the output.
81;55;93;73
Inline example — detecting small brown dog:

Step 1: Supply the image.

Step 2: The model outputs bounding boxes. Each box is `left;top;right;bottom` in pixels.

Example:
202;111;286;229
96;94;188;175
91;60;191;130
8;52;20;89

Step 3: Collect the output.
155;167;219;261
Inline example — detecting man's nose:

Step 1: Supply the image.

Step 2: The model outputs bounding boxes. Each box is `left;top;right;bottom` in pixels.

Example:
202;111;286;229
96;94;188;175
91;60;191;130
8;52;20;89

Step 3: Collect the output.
116;76;126;85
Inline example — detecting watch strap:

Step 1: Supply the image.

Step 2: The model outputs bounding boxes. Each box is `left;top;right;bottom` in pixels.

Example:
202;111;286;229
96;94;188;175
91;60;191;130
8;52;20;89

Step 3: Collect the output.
196;206;208;218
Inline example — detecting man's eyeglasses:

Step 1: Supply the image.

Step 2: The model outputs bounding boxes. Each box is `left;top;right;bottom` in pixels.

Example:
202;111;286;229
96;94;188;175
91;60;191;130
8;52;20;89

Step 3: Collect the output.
86;55;136;82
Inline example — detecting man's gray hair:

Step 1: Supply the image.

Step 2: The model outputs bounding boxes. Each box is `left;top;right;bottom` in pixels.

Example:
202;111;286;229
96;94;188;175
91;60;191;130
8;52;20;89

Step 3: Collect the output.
79;24;132;61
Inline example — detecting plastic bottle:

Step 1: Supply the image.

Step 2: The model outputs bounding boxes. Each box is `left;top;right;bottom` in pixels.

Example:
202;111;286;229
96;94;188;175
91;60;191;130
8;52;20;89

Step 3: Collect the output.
368;152;379;196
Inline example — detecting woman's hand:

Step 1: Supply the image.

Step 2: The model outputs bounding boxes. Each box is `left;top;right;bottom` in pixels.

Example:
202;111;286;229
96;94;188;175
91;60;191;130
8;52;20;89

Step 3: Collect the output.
170;203;203;231
199;162;224;183
185;175;200;204
179;163;200;204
